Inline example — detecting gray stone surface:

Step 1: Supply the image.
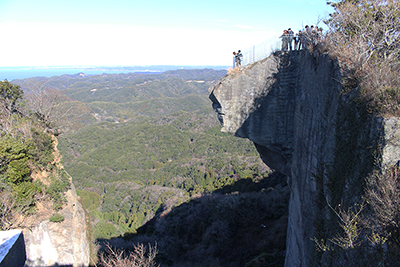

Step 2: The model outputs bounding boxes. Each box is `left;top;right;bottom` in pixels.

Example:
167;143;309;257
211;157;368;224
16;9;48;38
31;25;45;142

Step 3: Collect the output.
23;182;89;267
0;229;26;267
382;117;400;167
211;50;400;266
209;50;342;266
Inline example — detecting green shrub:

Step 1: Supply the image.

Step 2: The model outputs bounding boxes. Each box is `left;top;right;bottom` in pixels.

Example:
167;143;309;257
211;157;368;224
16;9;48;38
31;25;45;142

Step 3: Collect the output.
6;157;31;184
77;189;101;211
49;213;65;223
46;170;71;210
0;138;33;185
94;221;117;239
13;181;42;212
31;129;54;166
0;80;23;111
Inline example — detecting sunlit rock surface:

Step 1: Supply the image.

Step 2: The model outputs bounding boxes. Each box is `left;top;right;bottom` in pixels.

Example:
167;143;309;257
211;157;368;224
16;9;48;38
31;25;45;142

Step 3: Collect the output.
210;50;342;266
210;50;400;266
23;182;90;267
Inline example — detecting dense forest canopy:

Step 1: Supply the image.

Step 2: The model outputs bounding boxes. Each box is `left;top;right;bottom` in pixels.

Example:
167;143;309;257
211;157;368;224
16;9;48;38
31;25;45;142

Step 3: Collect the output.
13;69;277;244
7;68;292;266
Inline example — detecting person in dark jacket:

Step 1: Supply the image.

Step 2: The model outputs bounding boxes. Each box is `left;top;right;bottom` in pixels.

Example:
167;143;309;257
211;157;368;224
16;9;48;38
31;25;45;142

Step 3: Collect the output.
236;50;243;67
288;28;294;50
280;30;289;51
296;30;304;50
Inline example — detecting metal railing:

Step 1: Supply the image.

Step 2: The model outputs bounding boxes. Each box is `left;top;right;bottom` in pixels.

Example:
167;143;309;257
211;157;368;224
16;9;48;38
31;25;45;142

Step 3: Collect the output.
241;36;282;66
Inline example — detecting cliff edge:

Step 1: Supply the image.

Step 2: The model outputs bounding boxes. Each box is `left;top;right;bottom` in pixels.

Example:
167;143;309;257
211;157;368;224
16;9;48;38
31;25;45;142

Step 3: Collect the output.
22;178;90;267
21;138;89;267
209;50;400;266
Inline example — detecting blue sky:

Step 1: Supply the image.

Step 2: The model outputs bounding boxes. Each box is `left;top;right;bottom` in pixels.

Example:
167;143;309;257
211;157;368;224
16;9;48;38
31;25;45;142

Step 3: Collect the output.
0;0;333;67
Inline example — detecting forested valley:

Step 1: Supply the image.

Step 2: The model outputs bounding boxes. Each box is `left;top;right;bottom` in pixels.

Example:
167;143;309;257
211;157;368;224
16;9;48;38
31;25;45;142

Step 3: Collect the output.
15;69;289;266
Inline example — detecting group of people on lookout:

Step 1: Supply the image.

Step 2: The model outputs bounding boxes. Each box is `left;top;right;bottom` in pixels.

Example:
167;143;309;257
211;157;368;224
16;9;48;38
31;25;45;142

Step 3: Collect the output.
232;25;323;69
280;25;323;51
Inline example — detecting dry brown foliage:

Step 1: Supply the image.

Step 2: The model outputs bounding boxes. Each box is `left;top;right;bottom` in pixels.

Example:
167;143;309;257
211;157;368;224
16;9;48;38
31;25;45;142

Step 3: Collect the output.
227;66;241;75
0;192;17;230
325;0;400;115
97;243;159;267
328;201;366;249
0;106;32;139
25;87;70;127
366;166;400;247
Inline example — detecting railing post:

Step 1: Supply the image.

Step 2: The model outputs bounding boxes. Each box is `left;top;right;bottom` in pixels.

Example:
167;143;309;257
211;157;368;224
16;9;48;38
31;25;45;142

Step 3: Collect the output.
253;45;255;64
241;36;280;67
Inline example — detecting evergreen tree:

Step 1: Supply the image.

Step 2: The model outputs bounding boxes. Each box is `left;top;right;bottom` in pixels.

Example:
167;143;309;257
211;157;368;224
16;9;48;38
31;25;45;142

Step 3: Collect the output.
0;80;23;112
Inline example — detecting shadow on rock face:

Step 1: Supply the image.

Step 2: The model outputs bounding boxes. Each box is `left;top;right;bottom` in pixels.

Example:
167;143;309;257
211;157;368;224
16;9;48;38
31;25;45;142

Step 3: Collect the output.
208;51;297;177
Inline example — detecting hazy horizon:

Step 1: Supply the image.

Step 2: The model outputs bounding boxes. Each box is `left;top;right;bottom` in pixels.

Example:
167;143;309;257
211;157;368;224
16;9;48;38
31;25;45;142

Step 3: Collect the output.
0;65;230;81
0;64;230;69
0;0;333;67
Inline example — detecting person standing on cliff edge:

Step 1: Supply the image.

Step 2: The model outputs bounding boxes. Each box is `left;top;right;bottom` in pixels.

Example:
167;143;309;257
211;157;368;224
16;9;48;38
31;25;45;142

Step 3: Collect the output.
236;50;243;67
233;51;237;68
280;30;289;51
288;28;294;50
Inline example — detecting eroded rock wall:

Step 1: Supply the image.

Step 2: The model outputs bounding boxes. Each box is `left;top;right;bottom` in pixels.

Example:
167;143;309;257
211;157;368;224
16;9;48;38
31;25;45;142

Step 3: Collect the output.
211;49;400;266
23;180;90;267
209;50;342;266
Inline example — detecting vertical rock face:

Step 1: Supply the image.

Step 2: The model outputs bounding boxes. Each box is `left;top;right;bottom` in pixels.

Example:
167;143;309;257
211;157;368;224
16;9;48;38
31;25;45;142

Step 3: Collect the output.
209;51;342;266
23;181;90;267
210;50;400;266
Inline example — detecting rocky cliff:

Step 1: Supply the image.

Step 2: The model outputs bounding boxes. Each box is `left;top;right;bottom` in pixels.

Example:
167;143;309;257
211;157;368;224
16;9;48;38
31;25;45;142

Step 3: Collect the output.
22;139;90;267
209;50;400;266
23;179;90;267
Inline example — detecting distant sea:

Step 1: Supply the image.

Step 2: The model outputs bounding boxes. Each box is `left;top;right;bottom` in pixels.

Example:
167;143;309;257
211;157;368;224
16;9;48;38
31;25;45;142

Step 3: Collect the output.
0;65;229;81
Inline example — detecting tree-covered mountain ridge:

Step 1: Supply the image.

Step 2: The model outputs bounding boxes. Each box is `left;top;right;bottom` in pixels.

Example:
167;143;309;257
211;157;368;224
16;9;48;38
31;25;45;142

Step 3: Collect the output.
14;69;228;132
10;68;289;266
14;68;226;102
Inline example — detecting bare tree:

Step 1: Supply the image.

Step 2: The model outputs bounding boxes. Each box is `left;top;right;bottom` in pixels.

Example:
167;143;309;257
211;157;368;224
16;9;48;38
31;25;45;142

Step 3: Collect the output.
23;83;92;133
325;0;400;114
97;243;159;267
0;191;17;230
366;166;400;247
25;86;70;128
327;200;366;249
0;101;33;139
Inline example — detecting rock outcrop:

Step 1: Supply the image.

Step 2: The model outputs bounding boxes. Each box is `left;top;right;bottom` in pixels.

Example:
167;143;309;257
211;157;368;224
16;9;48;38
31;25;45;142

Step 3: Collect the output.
0;229;26;267
21;138;89;267
209;50;400;266
23;178;90;267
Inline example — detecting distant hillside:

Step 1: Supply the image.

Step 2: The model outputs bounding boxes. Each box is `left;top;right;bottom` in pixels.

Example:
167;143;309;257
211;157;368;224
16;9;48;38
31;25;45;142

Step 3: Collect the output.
11;67;291;266
15;69;227;132
14;68;226;101
2;65;229;81
15;69;275;243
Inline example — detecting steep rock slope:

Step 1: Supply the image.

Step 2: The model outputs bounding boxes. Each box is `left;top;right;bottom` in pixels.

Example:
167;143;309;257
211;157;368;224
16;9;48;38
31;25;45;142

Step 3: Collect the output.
23;180;89;267
22;140;90;267
209;50;400;266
